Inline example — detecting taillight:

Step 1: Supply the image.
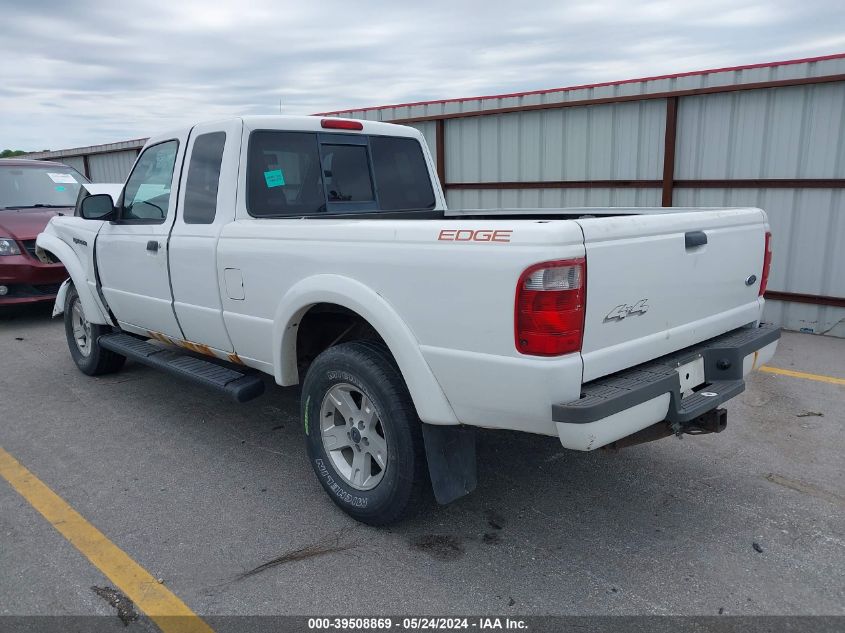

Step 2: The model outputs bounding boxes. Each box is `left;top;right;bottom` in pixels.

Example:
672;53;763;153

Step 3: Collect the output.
759;231;772;296
320;118;364;131
515;259;586;356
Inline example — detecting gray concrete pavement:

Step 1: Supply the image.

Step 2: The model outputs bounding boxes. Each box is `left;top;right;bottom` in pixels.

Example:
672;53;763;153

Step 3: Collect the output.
1;304;843;620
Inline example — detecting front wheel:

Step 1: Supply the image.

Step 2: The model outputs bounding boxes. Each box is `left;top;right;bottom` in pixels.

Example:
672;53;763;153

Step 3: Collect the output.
64;285;125;376
302;340;428;525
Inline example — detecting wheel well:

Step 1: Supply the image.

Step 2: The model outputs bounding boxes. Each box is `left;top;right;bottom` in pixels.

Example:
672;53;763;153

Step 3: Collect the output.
35;246;61;265
296;303;386;377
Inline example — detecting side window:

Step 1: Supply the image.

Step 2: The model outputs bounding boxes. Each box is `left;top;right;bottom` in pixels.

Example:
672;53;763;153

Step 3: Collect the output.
370;137;436;210
183;132;226;224
247;131;325;217
321;144;374;202
122;141;178;222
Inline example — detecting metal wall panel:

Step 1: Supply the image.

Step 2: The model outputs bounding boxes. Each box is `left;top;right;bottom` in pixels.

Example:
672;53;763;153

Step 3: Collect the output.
56;156;86;176
445;100;665;183
676;83;845;179
761;299;844;337
23;138;147;162
87;150;137;182
447;187;661;210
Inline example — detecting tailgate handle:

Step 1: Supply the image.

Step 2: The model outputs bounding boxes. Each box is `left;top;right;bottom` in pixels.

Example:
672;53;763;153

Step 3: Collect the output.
685;231;707;249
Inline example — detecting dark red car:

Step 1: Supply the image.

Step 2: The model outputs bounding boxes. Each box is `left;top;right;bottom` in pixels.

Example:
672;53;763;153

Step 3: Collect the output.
0;159;89;306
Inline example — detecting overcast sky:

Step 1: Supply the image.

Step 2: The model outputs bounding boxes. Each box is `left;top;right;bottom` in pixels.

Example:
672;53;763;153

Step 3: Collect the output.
1;0;842;150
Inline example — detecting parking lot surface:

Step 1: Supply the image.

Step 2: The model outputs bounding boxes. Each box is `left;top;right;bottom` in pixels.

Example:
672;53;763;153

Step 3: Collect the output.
1;304;843;623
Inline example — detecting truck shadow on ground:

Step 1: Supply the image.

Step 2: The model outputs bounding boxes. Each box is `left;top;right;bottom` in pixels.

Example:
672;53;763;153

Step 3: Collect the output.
121;364;759;568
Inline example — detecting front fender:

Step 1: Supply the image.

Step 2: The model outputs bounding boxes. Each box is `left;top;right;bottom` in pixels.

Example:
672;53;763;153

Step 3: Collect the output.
272;274;459;426
35;232;111;324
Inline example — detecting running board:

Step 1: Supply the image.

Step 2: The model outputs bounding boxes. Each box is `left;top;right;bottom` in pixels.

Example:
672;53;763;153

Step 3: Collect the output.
98;333;265;403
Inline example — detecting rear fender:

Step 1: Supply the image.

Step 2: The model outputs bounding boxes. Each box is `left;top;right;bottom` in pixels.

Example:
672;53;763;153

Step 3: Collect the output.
35;232;111;324
272;274;459;426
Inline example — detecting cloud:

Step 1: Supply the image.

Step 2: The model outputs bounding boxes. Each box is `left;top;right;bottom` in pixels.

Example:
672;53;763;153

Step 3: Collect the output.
0;0;841;150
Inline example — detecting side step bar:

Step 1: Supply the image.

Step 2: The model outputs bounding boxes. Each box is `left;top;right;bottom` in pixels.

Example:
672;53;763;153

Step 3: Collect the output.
98;333;265;403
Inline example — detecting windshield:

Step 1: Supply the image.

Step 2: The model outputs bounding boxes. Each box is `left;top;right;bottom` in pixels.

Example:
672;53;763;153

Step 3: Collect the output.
0;164;89;209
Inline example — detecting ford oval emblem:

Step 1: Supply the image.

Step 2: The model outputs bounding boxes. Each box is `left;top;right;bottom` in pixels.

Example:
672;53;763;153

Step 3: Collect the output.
745;274;757;286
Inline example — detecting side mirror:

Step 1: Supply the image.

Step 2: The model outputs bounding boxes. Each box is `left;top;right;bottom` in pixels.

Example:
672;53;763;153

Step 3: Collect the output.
79;194;116;220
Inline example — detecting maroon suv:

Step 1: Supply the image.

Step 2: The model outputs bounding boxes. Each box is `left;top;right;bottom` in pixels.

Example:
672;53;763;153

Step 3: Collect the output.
0;159;89;306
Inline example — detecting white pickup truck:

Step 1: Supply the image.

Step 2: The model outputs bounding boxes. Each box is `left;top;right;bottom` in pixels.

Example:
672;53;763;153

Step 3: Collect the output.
37;115;779;524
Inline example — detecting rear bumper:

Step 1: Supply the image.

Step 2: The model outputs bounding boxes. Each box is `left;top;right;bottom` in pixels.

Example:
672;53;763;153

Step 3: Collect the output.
0;254;68;305
553;324;780;450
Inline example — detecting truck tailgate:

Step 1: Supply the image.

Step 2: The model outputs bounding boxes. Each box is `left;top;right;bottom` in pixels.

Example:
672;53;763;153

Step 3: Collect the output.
576;208;767;382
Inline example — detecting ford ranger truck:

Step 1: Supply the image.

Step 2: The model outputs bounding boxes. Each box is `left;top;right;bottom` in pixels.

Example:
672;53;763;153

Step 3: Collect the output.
37;116;779;525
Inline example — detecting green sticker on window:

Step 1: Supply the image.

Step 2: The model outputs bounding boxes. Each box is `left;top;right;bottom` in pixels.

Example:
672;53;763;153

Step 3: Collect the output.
55;185;66;192
264;169;285;188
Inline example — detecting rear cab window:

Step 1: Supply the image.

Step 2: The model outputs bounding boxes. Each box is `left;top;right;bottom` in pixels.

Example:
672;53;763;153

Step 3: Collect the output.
246;131;435;217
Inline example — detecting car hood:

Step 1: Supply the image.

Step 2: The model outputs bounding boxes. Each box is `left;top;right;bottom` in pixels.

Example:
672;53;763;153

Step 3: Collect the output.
0;208;71;241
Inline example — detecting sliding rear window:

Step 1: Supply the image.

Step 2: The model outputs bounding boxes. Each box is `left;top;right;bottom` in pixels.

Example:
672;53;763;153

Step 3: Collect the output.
246;131;435;217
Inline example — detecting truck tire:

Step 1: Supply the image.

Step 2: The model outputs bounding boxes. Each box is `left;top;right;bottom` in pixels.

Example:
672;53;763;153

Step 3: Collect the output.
302;340;428;525
64;285;125;376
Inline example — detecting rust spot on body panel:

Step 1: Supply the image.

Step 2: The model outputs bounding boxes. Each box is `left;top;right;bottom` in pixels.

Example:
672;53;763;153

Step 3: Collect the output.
182;341;214;357
147;331;219;360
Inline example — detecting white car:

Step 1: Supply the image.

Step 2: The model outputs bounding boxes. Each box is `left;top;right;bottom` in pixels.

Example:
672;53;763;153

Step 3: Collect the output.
37;115;779;524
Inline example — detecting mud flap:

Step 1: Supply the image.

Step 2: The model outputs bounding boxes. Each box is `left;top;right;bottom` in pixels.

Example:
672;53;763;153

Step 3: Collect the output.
421;423;477;505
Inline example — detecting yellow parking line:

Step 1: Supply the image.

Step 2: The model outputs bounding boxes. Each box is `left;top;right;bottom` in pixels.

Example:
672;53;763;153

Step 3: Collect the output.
760;366;845;386
0;446;214;633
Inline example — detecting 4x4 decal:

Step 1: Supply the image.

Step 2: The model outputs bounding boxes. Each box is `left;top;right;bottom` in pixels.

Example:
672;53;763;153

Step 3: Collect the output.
604;299;649;321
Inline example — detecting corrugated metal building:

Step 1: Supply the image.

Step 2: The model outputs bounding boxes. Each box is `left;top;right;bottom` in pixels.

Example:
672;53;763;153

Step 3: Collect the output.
322;53;845;337
22;53;845;335
22;139;146;183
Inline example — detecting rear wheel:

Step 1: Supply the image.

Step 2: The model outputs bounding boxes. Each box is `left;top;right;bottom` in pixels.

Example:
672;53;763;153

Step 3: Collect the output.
302;340;428;525
64;285;125;376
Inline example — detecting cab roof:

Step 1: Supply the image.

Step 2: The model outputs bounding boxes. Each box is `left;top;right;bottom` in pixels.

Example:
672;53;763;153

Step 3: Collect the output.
146;115;419;147
240;115;416;137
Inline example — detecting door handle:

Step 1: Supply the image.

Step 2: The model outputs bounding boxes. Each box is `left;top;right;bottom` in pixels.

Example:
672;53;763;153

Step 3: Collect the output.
146;240;159;253
684;231;707;249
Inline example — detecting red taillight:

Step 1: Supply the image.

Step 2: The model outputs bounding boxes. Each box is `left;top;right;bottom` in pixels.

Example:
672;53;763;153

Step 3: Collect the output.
759;231;772;296
320;118;363;131
515;259;586;356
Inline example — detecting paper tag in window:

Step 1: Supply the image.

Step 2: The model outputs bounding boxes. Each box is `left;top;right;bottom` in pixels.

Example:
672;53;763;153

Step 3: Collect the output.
264;169;285;188
47;172;78;184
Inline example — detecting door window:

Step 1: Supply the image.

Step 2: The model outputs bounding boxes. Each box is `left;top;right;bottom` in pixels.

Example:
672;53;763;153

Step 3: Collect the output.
122;140;178;222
